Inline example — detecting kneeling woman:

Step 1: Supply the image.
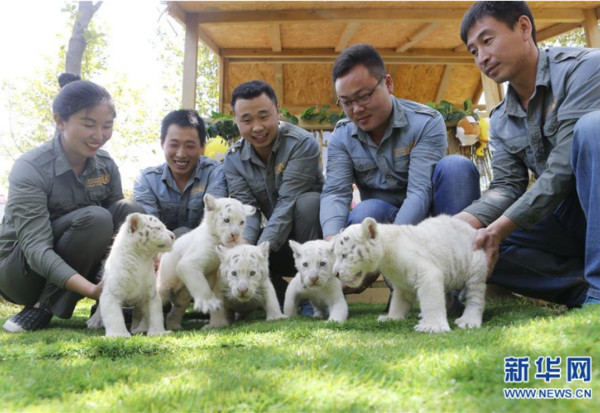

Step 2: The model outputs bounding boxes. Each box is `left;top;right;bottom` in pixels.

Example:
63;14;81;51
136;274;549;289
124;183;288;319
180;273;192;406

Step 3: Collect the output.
0;79;143;332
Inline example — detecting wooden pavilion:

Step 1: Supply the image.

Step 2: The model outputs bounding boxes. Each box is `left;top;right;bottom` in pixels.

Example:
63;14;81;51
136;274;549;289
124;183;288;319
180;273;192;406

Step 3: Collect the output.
167;1;600;115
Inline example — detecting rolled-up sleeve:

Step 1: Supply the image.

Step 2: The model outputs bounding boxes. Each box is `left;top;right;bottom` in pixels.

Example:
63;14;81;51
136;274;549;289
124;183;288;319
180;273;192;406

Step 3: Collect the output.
258;138;320;251
8;160;77;287
320;130;354;238
394;114;447;225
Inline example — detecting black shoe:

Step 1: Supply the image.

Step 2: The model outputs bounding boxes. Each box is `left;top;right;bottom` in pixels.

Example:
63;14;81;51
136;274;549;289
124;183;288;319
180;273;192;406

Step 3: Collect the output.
3;306;53;333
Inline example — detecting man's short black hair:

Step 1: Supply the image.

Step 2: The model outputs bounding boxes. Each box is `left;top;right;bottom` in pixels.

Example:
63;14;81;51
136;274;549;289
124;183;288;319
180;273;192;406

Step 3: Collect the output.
460;1;537;45
160;109;206;146
231;80;278;112
331;43;387;83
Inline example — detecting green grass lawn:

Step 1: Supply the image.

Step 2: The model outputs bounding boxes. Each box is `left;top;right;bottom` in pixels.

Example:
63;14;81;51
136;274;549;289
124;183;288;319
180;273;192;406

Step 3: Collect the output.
1;296;598;412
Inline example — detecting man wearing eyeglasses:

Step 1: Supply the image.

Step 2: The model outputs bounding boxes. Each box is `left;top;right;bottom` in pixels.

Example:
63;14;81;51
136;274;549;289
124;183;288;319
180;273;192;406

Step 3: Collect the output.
321;43;480;292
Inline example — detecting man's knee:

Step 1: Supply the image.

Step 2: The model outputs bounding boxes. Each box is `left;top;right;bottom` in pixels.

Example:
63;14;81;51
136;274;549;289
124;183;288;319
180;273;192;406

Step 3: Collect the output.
434;154;479;181
574;111;600;148
294;192;322;241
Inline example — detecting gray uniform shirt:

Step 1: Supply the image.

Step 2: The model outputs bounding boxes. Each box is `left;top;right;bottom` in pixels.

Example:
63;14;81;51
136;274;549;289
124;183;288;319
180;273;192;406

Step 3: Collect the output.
133;156;227;230
320;96;447;237
0;136;124;288
464;47;600;229
223;122;323;251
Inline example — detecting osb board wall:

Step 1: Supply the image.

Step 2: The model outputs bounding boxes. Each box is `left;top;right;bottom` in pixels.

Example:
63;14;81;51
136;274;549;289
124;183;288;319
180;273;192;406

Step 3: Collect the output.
444;65;482;104
226;62;478;113
283;64;335;107
391;64;445;103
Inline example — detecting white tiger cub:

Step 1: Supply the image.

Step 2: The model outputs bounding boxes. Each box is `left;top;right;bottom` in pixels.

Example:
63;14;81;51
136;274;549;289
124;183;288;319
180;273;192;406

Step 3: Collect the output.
156;194;255;330
87;213;175;337
284;239;348;322
332;215;487;333
204;242;286;328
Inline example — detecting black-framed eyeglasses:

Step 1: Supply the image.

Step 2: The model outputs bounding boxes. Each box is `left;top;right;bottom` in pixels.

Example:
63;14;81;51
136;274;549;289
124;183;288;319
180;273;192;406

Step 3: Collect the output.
336;76;385;110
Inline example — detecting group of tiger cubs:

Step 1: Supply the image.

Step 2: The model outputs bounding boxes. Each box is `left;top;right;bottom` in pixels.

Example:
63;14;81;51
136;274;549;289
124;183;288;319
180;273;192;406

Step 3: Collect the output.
87;194;488;337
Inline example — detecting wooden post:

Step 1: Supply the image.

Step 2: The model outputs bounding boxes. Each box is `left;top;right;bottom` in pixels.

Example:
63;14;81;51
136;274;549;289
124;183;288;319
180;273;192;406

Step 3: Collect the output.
583;9;600;47
480;73;504;112
182;13;199;110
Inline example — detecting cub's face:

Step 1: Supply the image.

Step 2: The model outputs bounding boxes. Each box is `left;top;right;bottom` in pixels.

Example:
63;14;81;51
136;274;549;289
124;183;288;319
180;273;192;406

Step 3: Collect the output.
217;242;270;302
332;218;382;288
289;240;335;288
127;213;175;253
204;194;256;247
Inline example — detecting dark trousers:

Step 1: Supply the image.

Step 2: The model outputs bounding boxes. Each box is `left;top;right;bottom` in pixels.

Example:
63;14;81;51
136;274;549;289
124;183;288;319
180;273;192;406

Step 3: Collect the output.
490;191;588;308
0;199;144;318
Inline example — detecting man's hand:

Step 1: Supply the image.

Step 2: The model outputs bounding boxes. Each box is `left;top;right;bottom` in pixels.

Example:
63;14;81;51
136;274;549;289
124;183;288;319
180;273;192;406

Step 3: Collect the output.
342;272;380;294
474;216;518;279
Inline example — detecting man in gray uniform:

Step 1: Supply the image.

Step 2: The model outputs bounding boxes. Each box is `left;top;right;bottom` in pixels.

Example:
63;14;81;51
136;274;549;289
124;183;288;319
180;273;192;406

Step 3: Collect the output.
224;80;323;304
457;1;600;307
134;109;227;237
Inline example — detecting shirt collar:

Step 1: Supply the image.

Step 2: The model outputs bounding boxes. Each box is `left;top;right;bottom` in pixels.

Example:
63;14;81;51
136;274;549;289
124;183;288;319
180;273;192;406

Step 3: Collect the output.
352;96;407;144
239;123;282;163
161;159;202;189
503;48;548;117
52;133;97;176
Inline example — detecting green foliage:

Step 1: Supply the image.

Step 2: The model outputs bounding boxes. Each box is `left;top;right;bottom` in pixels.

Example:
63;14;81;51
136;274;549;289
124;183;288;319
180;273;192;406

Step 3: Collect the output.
279;107;298;125
206;112;240;142
540;28;587;48
300;105;345;125
426;99;480;123
1;298;598;411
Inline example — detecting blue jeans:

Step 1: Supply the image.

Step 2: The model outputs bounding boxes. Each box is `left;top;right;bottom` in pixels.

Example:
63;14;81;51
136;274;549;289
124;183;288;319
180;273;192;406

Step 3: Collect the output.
348;154;481;225
572;110;600;301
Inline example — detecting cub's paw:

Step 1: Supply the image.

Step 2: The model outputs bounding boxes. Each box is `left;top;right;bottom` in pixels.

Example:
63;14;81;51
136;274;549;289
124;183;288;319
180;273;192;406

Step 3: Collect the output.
86;310;103;329
414;318;451;333
377;314;402;322
193;296;222;314
455;315;482;329
266;313;288;321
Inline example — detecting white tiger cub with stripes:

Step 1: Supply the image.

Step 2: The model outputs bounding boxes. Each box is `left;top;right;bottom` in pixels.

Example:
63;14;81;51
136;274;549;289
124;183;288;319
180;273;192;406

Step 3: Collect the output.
284;239;348;322
87;213;175;337
156;194;255;330
204;242;285;328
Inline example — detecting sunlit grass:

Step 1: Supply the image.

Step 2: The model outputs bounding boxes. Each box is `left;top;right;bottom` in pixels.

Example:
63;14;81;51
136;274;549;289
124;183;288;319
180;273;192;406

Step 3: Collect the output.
1;297;598;411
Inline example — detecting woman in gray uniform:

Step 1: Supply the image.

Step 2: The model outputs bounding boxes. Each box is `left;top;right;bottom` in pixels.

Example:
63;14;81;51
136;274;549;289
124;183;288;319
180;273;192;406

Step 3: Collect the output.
0;79;143;332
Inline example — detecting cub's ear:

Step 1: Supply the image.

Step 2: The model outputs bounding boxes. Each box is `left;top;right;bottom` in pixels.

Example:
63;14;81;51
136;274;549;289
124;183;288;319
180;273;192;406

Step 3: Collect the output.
288;240;301;258
204;194;216;211
258;241;270;257
128;213;141;233
361;217;378;240
326;236;337;251
244;204;256;216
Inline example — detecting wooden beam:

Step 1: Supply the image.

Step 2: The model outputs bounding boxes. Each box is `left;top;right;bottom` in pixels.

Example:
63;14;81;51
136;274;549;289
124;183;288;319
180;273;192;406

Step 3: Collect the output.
472;82;484;110
182;13;199;110
536;23;581;42
270;24;282;52
191;8;586;25
335;22;361;52
480;73;504;113
222;48;473;64
196;28;220;56
583;8;600;47
435;65;454;103
395;23;440;53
